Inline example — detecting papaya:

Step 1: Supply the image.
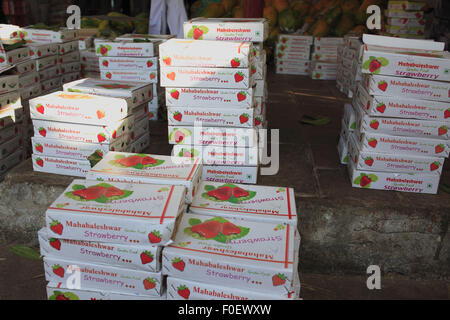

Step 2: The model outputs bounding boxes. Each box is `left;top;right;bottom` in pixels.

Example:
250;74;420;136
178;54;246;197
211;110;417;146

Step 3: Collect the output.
278;9;302;33
290;0;310;18
324;6;342;27
200;2;225;18
107;12;134;33
233;6;244;18
263;6;278;29
264;0;272;6
334;14;355;37
272;0;289;12
220;0;237;12
309;18;330;37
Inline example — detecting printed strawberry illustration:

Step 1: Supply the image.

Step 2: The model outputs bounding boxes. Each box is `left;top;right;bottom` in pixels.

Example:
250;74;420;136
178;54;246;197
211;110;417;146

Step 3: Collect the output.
97;133;106;143
368;138;378;148
150;73;156;80
369;59;382;73
53;265;65;278
207;186;233;201
374;77;388;91
167;72;176;81
100;46;108;56
191;220;223;239
435;144;445;154
282;37;287;43
173;112;182;122
49;238;61;251
272;274;286;286
36;158;44;167
370;120;379;130
112;131;117;139
147;60;154;68
170;89;180;99
239;113;249;124
148;231;162;244
364;157;374;166
36;104;44;114
221;222;241;236
360;175;372;187
140;251;154;265
50;221;63;235
0;57;4;63
104;186;124;198
35;144;43;153
105;72;112;79
444;109;450;119
234;72;244;83
237;91;246;102
161;56;171;66
102;60;108;67
230;58;240;68
38;127;47;137
177;285;190;299
97;110;105;119
376;103;386;113
172;258;186;272
143;278;156;290
55;294;69;301
251;66;257;75
193;27;204;40
233;187;249;198
430;162;440;171
438;126;448;136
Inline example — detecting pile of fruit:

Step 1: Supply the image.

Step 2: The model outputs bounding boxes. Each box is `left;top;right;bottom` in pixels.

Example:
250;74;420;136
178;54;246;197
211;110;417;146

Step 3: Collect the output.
80;12;149;38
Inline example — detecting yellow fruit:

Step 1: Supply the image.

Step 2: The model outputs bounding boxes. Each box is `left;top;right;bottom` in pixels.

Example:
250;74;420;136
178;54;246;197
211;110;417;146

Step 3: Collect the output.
200;2;225;18
263;6;278;29
309;18;330;37
272;0;289;12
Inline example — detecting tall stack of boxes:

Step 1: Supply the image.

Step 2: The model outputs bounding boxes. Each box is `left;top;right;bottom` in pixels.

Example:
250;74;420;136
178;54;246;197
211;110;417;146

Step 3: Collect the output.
384;1;427;39
275;34;312;75
346;34;450;194
336;36;363;98
80;49;100;79
310;37;343;80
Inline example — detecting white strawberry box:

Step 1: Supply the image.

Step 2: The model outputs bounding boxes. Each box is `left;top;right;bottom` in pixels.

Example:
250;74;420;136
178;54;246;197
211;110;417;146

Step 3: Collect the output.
361;34;450;81
311;51;338;62
310;61;338;72
167;106;255;128
160;66;253;89
275;50;310;60
128;132;150;153
276;42;310;55
343;103;357;131
80;49;99;64
348;133;444;175
32;154;91;177
0;24;25;44
276;64;309;75
32;117;132;145
355;84;450;121
101;69;158;83
63;78;154;108
58;51;80;64
190;181;297;225
0;135;22;160
0;75;19;94
59;61;81;74
353;129;450;158
314;37;344;46
86;152;203;204
29;91;131;125
61;72;81;85
99;56;158;71
165;87;253;109
130;116;149;141
159;39;252;68
252;60;266;80
362;74;450;103
43;256;164;297
23;28;78;43
78;36;94;51
19;72;39;89
38;228;162;273
44;179;186;245
36;55;58;71
95;40;160;58
46;282;165;300
20;83;41;100
183;18;268;42
38;65;59;81
337;132;349;165
172;145;259;166
388;1;426;11
386;18;426;27
14;59;36;74
162;212;298;296
202;165;258;185
254;79;267;97
0;91;21;110
385;9;424;19
386;25;425;35
5;47;29;65
115;34;176;42
348;159;439;194
276;58;310;68
168;126;258;148
0;148;24;175
40;77;62;93
58;40;79;55
167;276;296;300
310;70;337;80
278;34;313;45
27;42;58;59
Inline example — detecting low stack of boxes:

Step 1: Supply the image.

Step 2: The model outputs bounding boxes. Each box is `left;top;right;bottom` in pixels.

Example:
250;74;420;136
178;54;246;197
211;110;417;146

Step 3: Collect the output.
275;34;312;75
80;49;100;79
346;34;450;194
336;36;363;98
57;39;81;86
383;1;427;39
337;103;357;165
310;37;343;80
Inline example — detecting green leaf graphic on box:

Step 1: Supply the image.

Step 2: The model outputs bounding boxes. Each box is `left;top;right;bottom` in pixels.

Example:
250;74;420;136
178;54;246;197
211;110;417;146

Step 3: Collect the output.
368;174;378;182
378;57;389;67
362;59;371;70
49;291;79;300
187;29;194;39
353;176;362;185
72;184;86;191
198;26;209;34
204;185;216;192
9;245;42;260
188;218;202;226
109;154;165;169
169;128;192;142
350;122;356;130
68;88;82;93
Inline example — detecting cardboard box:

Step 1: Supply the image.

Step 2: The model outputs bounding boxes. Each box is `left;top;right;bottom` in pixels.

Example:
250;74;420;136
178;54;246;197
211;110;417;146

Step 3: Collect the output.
0;135;22;160
27;42;58;59
0;148;25;175
172;145;259;166
388;1;427;11
276;64;309;75
190;181;296;225
130;116;149;141
275;50;310;60
40;77;62;92
38;228;162;272
101;69;158;83
19;71;39;89
99;56;158;71
159;39;253;68
0;91;21;110
386;18;426;27
14;59;36;75
278;34;313;46
202;165;258;184
0;105;23;130
86;152;202;203
385;25;425;35
5;47;29;65
0;75;19;94
58;40;79;55
165;87;253;109
43;256;164;297
168;126;258;148
128;132;150;153
60;62;81;74
38;66;59;82
115;33;176;42
36;55;59;71
44;179;186;245
310;70;337;80
23;28;79;43
385;9;424;19
183;18;268;42
314;37;344;46
0;24;25;44
160;66;253;89
20;83;41;100
162;213;298;296
95;40;160;58
58;51;80;64
61;72;81;84
32;154;91;177
78;37;94;50
337;132;349;165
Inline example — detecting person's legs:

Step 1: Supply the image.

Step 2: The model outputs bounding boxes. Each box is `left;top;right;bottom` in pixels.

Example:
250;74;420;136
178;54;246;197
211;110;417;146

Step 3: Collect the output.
166;0;188;38
149;0;166;34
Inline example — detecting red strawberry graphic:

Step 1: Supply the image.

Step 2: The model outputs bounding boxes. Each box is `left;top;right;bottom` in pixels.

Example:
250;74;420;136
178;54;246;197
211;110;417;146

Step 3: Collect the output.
438;126;448;136
49;238;61;251
56;294;69;301
430;162;440;171
35;144;43;153
193;28;203;40
191;220;223;239
73;186;107;200
376;103;386;113
105;72;112;79
207;186;233;201
115;156;142;167
147;60;154;68
230;58;240;68
140;251;154;265
272;274;286;286
148;231;162;244
170;90;180;99
143;278;156;290
282;38;287;43
237;91;246;102
233;187;249;198
112;131;117;139
172;258;186;272
0;57;4;63
435;144;445;154
53;265;65;278
100;46;108;56
39;127;47;137
167;72;176;81
162;57;171;66
364;157;374;166
444;109;450;119
370;120;379;130
368;138;378;148
104;186;124;198
369;59;382;73
222;222;241;236
150;73;156;80
36;104;45;114
173;112;182;122
239;114;249;124
177;285;190;299
415;12;422;18
97;133;106;143
141;156;157;165
36;158;44;167
102;60;108;67
360;175;372;187
378;81;387;91
234;72;244;83
97;110;105;119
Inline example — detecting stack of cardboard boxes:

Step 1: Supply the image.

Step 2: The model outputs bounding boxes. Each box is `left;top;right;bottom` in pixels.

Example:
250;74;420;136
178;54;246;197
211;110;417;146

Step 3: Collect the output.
336;36;363;98
384;1;427;39
275;34;313;75
310;37;344;80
